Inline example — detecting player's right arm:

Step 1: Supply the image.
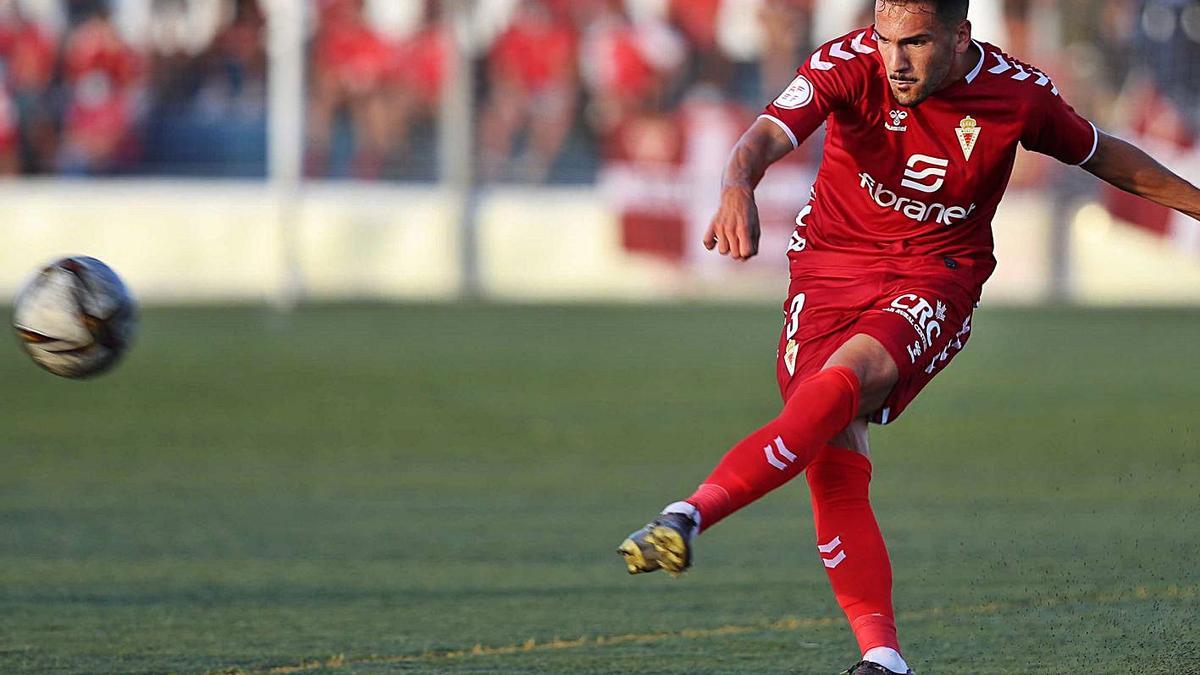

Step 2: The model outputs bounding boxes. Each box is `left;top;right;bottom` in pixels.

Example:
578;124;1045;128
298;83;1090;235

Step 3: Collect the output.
705;31;871;261
705;119;796;261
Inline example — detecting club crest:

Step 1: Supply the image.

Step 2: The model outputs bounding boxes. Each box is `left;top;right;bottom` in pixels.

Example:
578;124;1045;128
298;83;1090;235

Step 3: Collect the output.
784;339;800;375
956;116;981;161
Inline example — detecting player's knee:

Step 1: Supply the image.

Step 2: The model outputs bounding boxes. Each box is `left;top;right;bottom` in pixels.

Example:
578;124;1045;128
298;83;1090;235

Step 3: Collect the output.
806;435;872;496
828;418;870;456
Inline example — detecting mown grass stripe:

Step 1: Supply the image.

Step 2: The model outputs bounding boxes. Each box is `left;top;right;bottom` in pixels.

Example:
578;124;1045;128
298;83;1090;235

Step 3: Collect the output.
213;584;1198;674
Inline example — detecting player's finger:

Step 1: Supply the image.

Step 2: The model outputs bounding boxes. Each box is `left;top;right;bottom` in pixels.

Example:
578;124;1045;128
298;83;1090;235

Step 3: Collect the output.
716;225;732;255
734;227;752;260
702;222;717;250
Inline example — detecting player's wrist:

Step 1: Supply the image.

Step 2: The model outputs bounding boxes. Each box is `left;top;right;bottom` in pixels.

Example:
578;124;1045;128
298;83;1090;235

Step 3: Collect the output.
720;183;755;198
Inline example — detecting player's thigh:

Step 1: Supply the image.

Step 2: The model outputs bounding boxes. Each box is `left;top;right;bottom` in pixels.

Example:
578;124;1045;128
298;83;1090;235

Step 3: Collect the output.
775;273;879;400
823;333;900;415
849;281;977;424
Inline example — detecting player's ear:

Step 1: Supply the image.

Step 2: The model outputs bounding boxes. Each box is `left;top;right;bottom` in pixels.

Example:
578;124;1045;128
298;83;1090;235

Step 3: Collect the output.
954;19;972;53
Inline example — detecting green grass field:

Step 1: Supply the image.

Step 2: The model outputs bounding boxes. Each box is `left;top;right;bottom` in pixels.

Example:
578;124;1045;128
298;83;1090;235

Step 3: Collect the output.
1;304;1198;674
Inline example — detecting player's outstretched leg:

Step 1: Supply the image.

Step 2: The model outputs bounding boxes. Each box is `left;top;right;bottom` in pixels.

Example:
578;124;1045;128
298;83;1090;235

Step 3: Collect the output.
809;443;911;675
618;366;861;575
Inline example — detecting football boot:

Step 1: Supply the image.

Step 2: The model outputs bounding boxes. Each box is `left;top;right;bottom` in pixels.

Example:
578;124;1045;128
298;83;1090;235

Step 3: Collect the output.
617;512;697;576
842;660;914;675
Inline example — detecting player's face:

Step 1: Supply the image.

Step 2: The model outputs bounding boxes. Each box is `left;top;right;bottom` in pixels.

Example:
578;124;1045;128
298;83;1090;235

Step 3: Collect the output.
874;2;970;106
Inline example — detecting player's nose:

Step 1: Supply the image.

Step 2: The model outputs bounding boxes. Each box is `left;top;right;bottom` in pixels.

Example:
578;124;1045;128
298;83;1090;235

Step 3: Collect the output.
882;50;912;75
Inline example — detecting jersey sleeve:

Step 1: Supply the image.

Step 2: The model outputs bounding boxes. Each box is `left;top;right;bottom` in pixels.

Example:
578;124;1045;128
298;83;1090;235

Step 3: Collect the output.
761;36;870;149
1020;86;1099;166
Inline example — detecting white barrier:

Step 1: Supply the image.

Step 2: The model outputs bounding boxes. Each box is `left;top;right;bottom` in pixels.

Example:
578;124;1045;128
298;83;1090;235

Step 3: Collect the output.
0;181;287;302
0;180;1195;305
0;181;461;303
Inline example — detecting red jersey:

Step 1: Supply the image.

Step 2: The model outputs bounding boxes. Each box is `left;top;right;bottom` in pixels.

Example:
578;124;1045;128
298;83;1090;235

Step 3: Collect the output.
763;28;1098;287
489;18;576;93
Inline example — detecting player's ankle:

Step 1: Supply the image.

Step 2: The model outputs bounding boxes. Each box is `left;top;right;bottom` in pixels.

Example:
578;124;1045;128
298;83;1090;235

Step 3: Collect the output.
661;501;701;538
862;647;909;674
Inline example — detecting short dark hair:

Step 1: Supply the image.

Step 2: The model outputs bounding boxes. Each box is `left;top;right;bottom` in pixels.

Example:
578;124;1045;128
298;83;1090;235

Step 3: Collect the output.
877;0;970;26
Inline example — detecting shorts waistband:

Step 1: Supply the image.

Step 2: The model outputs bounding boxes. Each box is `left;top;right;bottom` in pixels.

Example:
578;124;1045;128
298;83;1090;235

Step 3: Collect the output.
788;249;994;273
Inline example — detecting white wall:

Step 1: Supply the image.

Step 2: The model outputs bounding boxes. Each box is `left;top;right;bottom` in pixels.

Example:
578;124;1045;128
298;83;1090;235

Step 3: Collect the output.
0;181;1195;306
0;181;460;303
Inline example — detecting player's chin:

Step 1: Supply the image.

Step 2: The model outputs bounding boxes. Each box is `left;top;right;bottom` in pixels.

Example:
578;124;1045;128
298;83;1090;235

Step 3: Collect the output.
890;84;927;106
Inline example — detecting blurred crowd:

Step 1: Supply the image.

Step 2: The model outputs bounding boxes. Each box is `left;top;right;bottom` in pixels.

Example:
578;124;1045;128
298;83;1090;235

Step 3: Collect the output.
0;0;265;176
0;0;1196;181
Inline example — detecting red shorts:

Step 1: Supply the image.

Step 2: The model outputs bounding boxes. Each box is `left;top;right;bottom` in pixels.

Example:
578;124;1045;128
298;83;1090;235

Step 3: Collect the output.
776;250;985;425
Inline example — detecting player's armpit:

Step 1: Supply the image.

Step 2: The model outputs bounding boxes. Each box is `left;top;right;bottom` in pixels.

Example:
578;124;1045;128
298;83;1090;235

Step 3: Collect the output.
1083;131;1200;222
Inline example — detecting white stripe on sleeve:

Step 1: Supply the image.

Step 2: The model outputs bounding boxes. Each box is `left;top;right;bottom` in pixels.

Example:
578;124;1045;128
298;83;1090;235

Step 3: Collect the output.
1076;122;1100;166
758;114;799;150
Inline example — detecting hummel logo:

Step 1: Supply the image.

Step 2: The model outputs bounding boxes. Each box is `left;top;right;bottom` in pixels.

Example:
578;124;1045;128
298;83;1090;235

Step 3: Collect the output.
818;536;847;569
901;154;949;194
885;109;908;132
763;436;797;470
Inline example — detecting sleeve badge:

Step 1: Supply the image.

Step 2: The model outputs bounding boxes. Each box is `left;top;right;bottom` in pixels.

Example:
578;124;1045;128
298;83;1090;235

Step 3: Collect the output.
774;75;814;110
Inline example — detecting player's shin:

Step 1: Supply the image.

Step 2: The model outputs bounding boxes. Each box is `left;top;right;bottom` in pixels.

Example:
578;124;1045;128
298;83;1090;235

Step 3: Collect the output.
807;446;907;671
684;366;861;531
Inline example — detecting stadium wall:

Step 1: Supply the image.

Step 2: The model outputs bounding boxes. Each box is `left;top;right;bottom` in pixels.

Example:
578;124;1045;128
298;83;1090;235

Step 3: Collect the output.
0;181;1196;306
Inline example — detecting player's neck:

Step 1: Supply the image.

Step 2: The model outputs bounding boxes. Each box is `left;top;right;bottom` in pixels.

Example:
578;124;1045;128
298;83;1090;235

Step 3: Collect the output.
933;40;981;95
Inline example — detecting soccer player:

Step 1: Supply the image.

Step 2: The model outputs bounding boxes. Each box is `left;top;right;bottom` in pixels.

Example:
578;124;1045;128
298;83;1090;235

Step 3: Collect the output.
616;1;1200;673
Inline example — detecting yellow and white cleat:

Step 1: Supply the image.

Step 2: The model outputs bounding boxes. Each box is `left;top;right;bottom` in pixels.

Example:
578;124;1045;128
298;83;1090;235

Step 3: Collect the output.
617;512;697;577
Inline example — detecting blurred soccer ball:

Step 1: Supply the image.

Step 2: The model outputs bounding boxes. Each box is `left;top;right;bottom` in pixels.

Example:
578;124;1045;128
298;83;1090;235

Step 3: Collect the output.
12;256;137;379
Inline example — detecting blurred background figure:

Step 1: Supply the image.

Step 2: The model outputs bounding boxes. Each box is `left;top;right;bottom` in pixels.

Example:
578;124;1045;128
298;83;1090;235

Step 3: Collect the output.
668;0;726;91
141;0;266;176
306;0;392;179
0;0;55;174
1102;0;1200;248
478;0;576;183
0;0;1188;211
57;1;141;175
757;0;816;99
386;0;446;181
579;0;686;144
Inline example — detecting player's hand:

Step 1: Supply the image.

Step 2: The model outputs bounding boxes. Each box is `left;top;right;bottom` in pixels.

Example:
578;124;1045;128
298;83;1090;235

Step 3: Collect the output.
704;185;761;261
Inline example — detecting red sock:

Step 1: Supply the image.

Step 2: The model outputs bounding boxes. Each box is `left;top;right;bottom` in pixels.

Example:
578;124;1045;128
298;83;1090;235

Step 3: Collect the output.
806;445;899;654
686;366;860;531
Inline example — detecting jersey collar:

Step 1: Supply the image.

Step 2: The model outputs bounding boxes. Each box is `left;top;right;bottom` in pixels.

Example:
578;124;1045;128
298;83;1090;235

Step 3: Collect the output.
964;40;986;84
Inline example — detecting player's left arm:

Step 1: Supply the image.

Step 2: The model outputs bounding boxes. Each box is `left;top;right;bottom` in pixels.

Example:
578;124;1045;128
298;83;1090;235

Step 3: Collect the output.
1082;132;1200;222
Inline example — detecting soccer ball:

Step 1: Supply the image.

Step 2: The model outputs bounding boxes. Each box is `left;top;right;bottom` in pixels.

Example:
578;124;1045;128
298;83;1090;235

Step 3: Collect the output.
12;256;137;379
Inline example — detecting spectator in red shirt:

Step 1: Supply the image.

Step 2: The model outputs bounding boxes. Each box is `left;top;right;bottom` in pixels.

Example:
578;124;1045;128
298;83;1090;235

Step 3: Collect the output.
58;5;142;175
0;2;56;173
668;0;729;86
0;88;18;175
479;0;578;182
578;0;686;138
307;0;393;178
386;0;448;176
